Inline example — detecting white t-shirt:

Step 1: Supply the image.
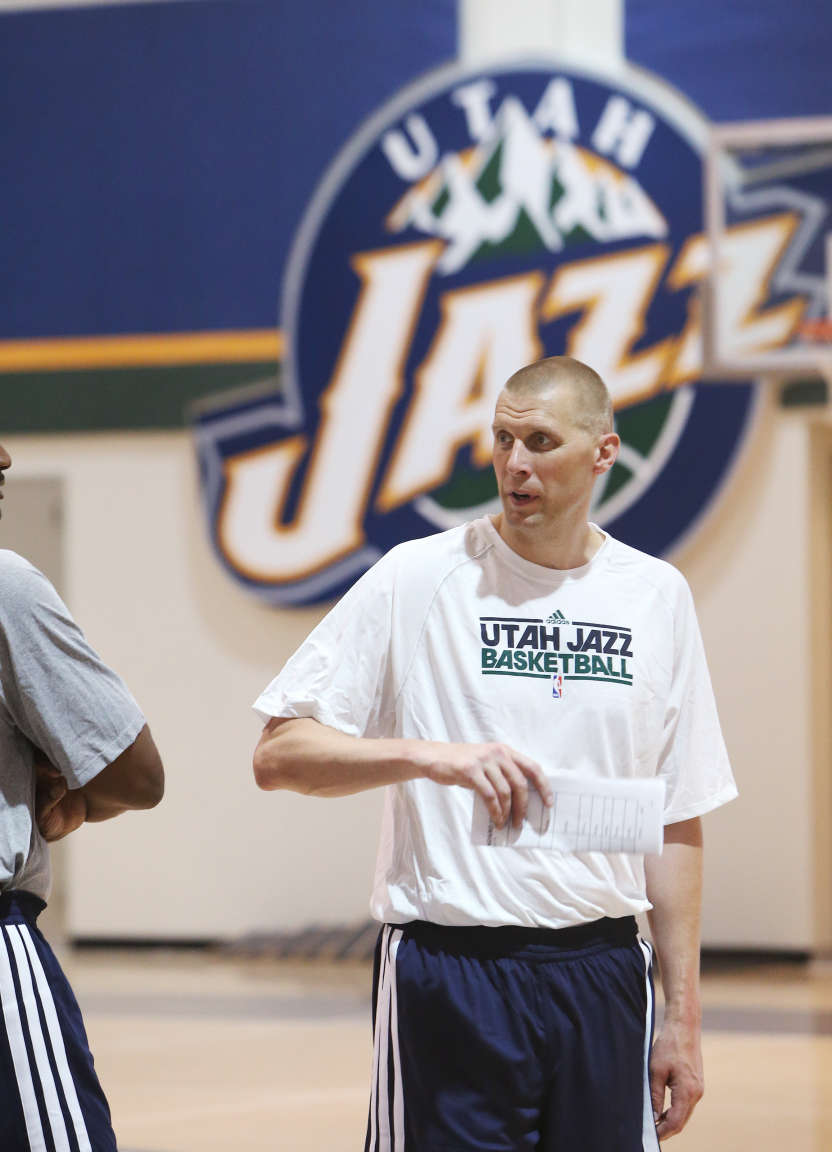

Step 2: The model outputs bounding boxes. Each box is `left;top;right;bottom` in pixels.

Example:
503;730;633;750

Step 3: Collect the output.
254;517;736;929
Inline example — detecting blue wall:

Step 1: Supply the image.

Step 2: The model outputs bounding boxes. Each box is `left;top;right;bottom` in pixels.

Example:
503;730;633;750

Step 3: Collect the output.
626;0;832;119
0;0;458;340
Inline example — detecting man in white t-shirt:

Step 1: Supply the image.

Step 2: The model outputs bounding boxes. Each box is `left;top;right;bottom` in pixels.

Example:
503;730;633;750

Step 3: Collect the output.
253;356;736;1151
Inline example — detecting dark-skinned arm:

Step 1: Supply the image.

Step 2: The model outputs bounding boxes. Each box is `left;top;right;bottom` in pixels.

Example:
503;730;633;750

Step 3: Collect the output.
35;724;164;842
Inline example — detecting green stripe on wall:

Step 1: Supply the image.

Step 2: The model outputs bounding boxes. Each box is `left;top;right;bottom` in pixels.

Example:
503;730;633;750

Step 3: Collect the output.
0;362;282;432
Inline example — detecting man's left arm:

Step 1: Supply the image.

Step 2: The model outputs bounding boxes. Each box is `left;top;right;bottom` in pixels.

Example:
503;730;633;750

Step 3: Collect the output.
644;815;704;1141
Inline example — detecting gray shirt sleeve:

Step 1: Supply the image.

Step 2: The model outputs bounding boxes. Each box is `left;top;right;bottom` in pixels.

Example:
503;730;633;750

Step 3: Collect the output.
0;551;145;789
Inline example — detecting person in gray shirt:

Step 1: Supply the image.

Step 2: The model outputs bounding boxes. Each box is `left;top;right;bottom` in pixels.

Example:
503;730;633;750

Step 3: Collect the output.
0;440;165;1152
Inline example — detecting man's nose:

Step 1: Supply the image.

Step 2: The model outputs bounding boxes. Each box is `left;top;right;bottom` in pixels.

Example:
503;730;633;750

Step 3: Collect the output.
507;440;531;473
0;444;11;470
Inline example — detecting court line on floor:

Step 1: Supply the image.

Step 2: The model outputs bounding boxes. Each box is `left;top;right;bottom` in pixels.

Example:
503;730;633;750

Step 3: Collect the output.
701;1005;832;1035
75;992;832;1035
78;992;370;1021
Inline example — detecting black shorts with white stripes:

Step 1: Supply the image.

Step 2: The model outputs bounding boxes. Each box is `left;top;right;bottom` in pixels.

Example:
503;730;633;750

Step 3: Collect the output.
365;917;659;1152
0;890;117;1152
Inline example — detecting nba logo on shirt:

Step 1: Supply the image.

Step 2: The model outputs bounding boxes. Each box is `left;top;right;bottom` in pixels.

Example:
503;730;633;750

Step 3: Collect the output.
552;674;564;700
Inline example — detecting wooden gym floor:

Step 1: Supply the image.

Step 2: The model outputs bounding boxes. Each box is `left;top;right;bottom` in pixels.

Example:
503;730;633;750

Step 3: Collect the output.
55;945;832;1152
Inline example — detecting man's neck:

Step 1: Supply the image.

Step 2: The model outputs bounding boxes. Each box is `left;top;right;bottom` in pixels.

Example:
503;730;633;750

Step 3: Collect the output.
491;514;604;570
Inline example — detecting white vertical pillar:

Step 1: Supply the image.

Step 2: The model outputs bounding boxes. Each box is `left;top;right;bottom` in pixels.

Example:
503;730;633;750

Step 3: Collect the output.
459;0;623;69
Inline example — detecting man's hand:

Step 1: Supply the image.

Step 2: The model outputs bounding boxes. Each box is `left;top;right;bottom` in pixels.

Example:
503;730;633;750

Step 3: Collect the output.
419;742;553;828
34;756;87;842
650;1015;704;1140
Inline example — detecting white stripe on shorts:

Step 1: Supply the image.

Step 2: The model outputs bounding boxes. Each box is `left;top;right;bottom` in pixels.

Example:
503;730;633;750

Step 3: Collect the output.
638;937;661;1152
387;931;404;1148
19;925;92;1152
368;926;404;1151
6;925;73;1152
0;926;46;1150
367;928;390;1152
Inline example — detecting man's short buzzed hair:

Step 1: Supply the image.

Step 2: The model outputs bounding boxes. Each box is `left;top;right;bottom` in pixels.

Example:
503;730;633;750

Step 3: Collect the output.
504;356;614;437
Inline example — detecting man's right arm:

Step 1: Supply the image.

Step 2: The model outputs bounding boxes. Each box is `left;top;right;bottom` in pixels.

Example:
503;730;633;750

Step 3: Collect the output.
36;724;165;841
253;716;552;829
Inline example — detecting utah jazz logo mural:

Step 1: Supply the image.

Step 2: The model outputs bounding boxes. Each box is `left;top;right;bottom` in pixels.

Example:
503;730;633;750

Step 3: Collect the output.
194;61;819;605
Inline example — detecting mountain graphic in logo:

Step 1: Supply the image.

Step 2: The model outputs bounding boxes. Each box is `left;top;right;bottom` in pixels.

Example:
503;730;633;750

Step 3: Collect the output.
387;96;666;275
546;610;570;625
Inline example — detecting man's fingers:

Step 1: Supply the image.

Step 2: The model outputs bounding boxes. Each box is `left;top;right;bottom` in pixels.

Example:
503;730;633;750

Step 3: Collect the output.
656;1115;679;1140
514;754;552;806
650;1064;668;1127
482;763;512;826
656;1095;695;1140
491;745;549;818
36;776;67;818
486;748;549;828
652;1070;702;1140
474;772;505;828
38;793;70;840
486;755;536;828
37;789;86;842
38;809;63;842
47;778;67;803
500;760;531;828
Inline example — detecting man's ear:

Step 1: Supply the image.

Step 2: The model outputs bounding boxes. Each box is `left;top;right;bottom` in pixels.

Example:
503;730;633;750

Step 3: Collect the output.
594;432;620;476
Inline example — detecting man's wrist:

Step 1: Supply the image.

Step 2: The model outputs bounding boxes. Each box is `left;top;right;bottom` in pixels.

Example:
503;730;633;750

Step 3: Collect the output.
660;995;701;1028
392;738;437;781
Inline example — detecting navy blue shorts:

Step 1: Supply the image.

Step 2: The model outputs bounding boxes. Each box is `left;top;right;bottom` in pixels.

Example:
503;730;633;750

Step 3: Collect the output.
365;917;659;1152
0;891;117;1152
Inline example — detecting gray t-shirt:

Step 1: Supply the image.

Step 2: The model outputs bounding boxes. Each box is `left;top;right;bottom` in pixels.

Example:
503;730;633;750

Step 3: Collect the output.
0;550;145;899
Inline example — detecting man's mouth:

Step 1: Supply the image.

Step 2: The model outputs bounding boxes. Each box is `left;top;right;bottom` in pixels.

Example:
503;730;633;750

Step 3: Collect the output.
509;491;535;505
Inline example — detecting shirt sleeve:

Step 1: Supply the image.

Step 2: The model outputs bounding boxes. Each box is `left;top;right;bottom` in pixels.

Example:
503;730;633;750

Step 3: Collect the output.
0;553;146;789
253;550;397;738
657;576;738;823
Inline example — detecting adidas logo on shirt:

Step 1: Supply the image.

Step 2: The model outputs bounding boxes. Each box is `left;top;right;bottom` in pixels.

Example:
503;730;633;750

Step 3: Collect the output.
546;610;570;625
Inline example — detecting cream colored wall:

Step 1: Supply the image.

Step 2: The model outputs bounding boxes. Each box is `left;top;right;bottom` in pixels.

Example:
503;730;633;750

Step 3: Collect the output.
673;395;831;950
6;432;383;937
